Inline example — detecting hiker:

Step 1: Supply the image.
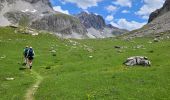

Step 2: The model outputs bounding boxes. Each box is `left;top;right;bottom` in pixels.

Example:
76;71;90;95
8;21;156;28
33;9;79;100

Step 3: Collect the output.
27;47;35;69
23;46;29;65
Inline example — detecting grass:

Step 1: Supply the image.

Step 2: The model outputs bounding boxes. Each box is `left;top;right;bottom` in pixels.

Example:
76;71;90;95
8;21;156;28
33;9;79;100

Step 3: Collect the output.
0;27;170;100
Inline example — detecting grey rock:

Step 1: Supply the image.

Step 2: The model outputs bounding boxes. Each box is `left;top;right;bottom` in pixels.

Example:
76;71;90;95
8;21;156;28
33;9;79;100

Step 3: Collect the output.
123;56;151;66
153;38;159;42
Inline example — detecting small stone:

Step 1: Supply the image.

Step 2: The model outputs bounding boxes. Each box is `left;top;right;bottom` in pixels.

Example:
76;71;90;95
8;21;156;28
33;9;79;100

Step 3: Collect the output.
51;50;56;53
153;38;159;42
89;56;93;58
6;78;15;81
32;33;39;36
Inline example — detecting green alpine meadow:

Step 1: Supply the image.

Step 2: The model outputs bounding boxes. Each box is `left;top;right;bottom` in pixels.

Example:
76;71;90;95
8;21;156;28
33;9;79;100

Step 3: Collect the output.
0;27;170;100
1;0;170;100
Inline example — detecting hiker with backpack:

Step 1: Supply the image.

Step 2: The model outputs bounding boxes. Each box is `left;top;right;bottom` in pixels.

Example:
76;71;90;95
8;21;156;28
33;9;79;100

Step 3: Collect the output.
27;47;35;69
23;46;29;65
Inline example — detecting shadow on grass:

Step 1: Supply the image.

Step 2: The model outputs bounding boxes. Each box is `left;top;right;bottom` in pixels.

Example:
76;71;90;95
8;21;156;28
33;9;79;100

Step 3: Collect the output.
19;67;27;70
18;63;28;70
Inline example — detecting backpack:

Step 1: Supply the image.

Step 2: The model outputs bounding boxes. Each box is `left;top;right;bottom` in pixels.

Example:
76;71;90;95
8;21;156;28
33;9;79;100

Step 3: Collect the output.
27;48;34;57
24;48;29;56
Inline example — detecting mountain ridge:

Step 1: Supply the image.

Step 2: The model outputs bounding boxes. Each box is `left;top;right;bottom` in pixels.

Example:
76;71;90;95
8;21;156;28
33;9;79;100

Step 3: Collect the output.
0;0;127;39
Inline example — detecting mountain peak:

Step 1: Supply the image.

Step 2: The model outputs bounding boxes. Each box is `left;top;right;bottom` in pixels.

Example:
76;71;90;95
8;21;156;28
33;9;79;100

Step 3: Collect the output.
76;12;106;29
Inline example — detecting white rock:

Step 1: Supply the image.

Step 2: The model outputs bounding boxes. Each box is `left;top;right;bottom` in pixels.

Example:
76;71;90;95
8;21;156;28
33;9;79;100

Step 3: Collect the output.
31;9;37;13
51;50;56;53
6;78;15;81
0;55;6;59
89;56;93;58
32;33;39;36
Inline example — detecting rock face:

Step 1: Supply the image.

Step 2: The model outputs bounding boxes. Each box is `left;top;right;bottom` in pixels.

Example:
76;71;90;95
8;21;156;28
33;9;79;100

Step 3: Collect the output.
31;14;87;38
148;0;170;23
76;12;128;38
124;0;170;38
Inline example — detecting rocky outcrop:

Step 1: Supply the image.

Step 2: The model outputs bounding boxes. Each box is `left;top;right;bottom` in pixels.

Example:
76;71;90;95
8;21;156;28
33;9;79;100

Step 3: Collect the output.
148;0;170;23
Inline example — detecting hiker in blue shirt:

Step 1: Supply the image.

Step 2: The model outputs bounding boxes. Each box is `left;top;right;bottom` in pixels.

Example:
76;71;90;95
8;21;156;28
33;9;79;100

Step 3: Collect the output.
27;47;35;69
23;46;29;65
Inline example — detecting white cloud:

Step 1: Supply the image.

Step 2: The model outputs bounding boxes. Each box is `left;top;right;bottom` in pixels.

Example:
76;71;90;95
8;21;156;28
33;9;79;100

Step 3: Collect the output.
106;15;114;21
136;0;165;19
105;5;117;12
121;10;130;13
111;18;146;31
53;6;69;15
113;0;132;7
63;0;102;9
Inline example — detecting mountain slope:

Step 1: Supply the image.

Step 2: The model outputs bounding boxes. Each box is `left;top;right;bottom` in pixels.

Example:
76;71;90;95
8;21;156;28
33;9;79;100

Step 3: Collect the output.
148;0;170;23
124;0;170;38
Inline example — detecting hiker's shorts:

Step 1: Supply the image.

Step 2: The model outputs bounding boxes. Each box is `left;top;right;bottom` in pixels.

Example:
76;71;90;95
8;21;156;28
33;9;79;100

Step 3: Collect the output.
28;56;34;60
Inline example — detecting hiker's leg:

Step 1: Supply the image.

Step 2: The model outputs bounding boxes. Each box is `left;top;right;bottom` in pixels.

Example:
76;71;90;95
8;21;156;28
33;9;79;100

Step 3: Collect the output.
25;57;28;64
29;60;33;69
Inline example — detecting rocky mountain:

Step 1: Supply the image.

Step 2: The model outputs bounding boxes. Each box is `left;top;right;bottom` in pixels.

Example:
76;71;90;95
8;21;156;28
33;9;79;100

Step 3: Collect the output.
0;0;87;38
148;0;170;23
124;0;170;38
76;12;105;29
0;0;127;39
76;12;127;38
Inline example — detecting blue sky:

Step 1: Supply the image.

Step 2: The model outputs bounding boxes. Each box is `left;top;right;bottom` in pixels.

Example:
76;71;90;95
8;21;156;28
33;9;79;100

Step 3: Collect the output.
50;0;165;30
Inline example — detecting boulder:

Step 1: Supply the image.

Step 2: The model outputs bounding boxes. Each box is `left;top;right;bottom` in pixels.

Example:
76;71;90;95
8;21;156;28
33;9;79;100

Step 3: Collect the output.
123;56;151;66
